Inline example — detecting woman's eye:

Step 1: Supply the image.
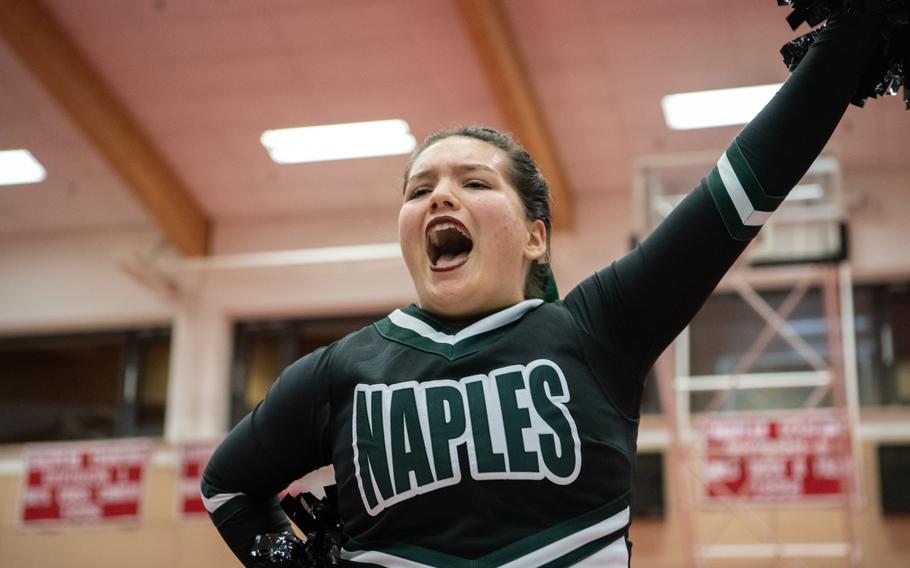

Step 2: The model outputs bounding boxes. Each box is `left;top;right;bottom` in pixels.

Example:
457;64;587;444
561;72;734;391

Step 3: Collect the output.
407;187;430;200
465;181;491;189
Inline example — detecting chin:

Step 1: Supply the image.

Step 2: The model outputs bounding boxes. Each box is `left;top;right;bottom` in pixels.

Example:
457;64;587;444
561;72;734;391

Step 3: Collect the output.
421;283;477;317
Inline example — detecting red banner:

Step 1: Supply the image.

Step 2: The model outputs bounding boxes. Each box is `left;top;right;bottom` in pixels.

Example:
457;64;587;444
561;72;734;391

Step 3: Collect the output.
178;440;219;518
702;412;852;503
20;441;151;526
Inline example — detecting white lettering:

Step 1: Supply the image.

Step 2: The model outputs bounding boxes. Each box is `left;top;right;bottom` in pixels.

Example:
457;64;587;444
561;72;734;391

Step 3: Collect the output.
352;359;580;515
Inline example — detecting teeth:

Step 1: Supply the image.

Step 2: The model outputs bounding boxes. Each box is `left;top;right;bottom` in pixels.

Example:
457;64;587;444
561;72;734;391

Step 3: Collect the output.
432;222;466;234
429;222;470;244
426;221;473;266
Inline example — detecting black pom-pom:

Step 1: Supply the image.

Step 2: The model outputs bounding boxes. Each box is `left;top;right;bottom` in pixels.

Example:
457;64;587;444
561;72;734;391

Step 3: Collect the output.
779;0;847;29
777;0;910;109
250;532;310;568
251;487;345;567
781;26;825;70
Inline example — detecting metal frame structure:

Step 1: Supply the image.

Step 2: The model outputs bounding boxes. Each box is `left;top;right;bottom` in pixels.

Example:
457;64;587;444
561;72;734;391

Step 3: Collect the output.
633;152;863;567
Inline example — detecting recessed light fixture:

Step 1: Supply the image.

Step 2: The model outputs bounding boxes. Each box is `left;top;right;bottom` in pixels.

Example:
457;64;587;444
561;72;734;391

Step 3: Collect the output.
0;149;47;186
661;84;783;130
261;119;417;164
787;183;825;201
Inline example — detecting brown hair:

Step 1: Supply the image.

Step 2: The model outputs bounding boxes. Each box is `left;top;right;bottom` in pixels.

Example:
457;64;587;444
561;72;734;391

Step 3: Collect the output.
404;126;553;299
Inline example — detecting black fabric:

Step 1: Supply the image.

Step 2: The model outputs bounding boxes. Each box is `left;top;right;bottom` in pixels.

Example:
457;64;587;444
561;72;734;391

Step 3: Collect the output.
563;184;746;408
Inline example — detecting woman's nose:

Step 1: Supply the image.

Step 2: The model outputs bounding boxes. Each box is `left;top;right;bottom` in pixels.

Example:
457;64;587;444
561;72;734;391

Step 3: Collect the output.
429;182;459;212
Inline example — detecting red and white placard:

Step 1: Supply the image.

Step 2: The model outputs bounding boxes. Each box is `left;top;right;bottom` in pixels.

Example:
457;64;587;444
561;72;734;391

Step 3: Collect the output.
20;441;151;527
702;411;852;504
178;440;219;518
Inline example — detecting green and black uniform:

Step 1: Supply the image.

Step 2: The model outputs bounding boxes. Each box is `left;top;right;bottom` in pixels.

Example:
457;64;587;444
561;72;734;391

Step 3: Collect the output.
203;15;883;568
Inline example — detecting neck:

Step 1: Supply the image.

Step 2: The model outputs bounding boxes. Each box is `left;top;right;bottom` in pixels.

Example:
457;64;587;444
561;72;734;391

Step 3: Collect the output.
417;299;526;329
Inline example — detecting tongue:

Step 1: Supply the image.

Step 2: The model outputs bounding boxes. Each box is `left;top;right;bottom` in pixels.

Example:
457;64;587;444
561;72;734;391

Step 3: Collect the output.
435;250;470;270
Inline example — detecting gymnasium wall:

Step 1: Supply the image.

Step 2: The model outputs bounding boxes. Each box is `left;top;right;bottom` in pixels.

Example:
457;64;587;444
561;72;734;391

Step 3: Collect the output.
1;173;909;567
1;438;908;566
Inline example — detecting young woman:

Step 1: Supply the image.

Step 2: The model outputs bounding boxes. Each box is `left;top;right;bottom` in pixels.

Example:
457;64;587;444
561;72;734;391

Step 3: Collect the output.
203;12;886;567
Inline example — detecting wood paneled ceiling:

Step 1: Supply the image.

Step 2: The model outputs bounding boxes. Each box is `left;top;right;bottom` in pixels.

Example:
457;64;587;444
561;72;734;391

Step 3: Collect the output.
0;0;906;253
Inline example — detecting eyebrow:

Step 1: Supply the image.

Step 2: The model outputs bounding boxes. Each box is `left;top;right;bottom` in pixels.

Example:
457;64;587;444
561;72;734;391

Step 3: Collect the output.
406;163;498;185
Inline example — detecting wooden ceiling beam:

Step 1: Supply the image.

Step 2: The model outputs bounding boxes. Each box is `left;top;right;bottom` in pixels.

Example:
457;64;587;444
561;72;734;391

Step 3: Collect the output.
0;0;210;256
455;0;574;230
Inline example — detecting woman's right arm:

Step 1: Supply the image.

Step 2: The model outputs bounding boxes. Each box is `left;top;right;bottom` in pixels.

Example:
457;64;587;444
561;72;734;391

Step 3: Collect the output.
202;346;335;566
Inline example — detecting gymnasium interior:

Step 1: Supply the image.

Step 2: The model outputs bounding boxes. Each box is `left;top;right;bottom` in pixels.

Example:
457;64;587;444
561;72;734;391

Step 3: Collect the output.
1;1;908;566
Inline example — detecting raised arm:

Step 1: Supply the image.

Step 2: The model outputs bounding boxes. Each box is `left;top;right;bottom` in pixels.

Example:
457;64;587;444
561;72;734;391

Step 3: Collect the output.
564;12;886;409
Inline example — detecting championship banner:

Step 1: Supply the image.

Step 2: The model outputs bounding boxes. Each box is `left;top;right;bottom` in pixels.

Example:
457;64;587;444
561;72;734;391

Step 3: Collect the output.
178;440;219;518
20;440;151;527
702;411;852;504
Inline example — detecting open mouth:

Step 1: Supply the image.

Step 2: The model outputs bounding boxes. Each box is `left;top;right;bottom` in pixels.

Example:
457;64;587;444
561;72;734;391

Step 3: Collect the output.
426;218;473;272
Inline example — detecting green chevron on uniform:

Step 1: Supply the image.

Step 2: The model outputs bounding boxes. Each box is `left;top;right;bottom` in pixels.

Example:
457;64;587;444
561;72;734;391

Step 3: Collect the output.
374;300;544;361
340;494;630;567
706;141;784;241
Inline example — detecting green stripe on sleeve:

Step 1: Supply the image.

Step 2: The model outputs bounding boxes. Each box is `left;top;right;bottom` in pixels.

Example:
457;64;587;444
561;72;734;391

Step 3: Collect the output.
724;142;785;212
705;170;761;241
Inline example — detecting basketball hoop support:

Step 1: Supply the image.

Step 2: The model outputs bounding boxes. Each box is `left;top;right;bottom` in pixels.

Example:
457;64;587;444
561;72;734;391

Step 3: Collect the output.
633;152;862;567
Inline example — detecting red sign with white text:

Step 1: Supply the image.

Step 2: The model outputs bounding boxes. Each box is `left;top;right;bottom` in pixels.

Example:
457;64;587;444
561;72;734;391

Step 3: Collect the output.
20;441;151;526
179;440;219;517
702;412;851;503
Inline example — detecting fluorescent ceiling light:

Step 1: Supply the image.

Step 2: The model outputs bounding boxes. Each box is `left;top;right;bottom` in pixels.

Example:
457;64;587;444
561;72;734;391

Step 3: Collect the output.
787;183;825;201
661;84;783;130
159;243;402;273
261;119;417;164
0;149;46;186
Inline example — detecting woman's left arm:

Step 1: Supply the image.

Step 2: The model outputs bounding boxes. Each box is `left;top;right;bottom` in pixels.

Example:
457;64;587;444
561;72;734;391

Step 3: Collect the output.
564;12;888;402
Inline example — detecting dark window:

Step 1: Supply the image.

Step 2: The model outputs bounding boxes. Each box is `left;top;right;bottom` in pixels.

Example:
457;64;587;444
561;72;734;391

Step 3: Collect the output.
132;333;171;436
0;328;170;444
688;286;832;412
878;444;910;515
632;452;665;518
640;368;661;415
230;316;379;425
854;283;910;407
690;287;830;376
682;281;910;411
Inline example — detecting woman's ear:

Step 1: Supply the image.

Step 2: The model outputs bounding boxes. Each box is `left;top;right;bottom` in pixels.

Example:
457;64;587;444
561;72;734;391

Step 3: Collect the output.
523;219;548;262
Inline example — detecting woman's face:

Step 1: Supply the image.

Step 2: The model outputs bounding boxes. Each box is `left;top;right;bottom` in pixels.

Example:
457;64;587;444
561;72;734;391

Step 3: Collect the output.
399;136;547;319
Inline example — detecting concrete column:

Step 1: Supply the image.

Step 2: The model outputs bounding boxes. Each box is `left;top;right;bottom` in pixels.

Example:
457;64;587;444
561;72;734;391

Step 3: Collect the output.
164;287;232;443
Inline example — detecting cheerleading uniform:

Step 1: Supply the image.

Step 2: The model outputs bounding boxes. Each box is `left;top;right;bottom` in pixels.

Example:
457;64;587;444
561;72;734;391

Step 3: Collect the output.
202;14;883;568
